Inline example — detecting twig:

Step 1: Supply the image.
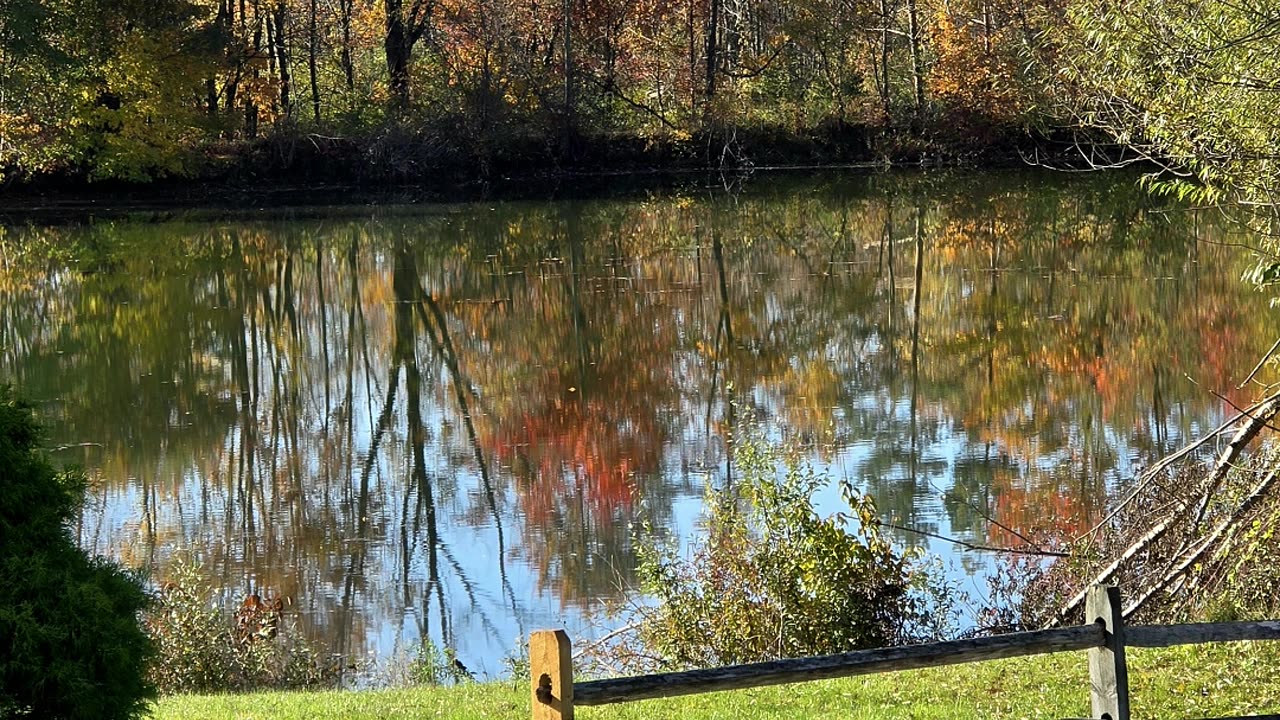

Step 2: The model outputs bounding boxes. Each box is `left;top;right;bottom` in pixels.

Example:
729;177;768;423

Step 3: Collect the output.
50;442;103;451
1238;337;1280;389
877;522;1069;558
572;622;644;661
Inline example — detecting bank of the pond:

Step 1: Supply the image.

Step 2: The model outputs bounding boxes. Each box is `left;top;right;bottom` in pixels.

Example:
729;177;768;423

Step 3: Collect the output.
153;643;1280;719
2;123;1087;226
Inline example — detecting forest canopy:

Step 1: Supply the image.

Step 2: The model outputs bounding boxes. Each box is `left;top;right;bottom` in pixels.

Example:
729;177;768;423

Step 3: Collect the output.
0;0;1274;188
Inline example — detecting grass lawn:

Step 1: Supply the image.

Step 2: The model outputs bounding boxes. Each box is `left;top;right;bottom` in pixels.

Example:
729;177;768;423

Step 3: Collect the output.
152;642;1280;719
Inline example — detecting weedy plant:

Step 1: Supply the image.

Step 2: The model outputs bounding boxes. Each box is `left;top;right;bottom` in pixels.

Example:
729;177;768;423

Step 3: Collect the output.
371;638;476;688
143;558;342;693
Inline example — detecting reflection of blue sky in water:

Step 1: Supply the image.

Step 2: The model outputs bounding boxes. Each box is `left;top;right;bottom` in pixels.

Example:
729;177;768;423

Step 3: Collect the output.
2;170;1273;675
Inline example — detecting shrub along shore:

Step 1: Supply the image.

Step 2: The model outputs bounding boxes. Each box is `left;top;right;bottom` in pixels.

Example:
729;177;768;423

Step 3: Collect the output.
154;643;1280;719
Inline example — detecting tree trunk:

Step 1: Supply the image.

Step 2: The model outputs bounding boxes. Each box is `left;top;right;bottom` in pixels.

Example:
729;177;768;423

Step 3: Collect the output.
705;0;720;101
907;0;924;117
272;2;292;118
340;0;355;91
247;0;263;137
308;0;321;122
562;0;573;126
384;0;412;109
878;0;891;119
207;78;219;116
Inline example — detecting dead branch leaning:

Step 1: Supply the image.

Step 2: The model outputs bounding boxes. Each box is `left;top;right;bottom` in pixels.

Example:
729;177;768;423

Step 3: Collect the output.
1048;393;1280;628
1122;464;1280;619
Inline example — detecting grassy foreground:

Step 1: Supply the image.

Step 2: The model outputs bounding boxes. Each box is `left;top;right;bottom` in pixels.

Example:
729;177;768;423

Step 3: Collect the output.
152;642;1280;719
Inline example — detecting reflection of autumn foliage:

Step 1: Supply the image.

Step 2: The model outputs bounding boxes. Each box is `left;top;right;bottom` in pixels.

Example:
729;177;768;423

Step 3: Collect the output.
487;388;658;532
989;478;1094;550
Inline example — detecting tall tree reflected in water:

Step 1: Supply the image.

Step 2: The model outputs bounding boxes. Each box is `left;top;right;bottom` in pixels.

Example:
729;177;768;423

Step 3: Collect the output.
1;171;1277;669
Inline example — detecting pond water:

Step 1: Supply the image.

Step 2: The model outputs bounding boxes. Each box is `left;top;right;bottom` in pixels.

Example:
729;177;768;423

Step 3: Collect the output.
2;170;1276;676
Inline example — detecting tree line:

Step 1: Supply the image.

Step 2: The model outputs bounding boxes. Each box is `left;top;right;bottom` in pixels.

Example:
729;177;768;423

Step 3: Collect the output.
1;0;1275;195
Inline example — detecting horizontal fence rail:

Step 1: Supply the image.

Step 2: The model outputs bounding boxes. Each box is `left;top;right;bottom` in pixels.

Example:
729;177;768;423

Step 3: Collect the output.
573;624;1105;705
529;585;1280;720
1127;621;1280;648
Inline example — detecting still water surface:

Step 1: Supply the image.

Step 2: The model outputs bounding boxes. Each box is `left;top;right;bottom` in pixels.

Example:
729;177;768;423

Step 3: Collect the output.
2;170;1275;674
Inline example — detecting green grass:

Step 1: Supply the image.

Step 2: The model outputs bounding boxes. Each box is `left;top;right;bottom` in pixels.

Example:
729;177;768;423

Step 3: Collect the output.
151;642;1280;719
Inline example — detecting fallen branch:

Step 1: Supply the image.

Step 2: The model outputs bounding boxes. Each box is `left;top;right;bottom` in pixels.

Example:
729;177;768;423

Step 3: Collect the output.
1046;514;1181;628
1238;337;1280;389
572;622;644;661
1123;464;1280;619
1186;394;1280;536
1074;389;1280;543
1050;393;1280;627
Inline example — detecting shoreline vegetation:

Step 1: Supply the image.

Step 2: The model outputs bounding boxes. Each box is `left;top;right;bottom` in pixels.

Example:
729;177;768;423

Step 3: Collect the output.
0;126;1062;219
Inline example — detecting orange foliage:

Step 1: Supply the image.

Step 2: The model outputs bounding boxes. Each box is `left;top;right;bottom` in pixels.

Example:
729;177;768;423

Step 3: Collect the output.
485;379;659;531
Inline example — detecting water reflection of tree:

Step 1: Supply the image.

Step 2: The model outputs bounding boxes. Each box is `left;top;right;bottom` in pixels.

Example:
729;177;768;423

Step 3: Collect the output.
2;172;1278;666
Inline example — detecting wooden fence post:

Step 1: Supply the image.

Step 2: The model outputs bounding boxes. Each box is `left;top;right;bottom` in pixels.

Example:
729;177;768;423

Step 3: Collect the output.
531;630;574;720
1087;584;1130;720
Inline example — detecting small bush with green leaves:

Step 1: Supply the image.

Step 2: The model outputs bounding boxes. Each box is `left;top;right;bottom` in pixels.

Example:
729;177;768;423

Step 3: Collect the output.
0;387;155;719
632;421;939;669
143;558;342;694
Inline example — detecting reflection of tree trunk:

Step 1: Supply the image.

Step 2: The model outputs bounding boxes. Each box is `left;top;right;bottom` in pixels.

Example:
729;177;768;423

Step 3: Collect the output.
886;204;896;355
565;216;591;406
409;250;519;616
317;247;332;471
394;242;443;641
987;237;998;392
339;358;399;660
910;207;923;473
1152;363;1166;451
711;228;735;485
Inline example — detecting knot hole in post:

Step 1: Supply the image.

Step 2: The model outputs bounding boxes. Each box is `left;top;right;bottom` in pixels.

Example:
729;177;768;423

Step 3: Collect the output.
536;673;554;704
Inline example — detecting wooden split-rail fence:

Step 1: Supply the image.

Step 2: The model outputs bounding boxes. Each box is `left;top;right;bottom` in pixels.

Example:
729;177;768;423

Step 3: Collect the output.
529;585;1280;719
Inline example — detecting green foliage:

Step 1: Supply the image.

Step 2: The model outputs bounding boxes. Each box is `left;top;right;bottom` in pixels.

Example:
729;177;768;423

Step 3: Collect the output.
0;387;155;719
143;557;342;694
405;640;473;687
634;419;934;669
1057;0;1280;220
0;0;209;182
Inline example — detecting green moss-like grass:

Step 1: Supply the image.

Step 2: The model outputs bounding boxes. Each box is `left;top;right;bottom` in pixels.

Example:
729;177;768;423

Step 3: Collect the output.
152;642;1280;719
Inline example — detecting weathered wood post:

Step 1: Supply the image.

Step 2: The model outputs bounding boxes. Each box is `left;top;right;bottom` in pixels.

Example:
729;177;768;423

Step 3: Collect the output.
1087;584;1130;720
531;630;574;720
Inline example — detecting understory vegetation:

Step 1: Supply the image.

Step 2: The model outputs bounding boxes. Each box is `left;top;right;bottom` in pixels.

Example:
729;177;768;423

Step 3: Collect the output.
143;558;344;694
